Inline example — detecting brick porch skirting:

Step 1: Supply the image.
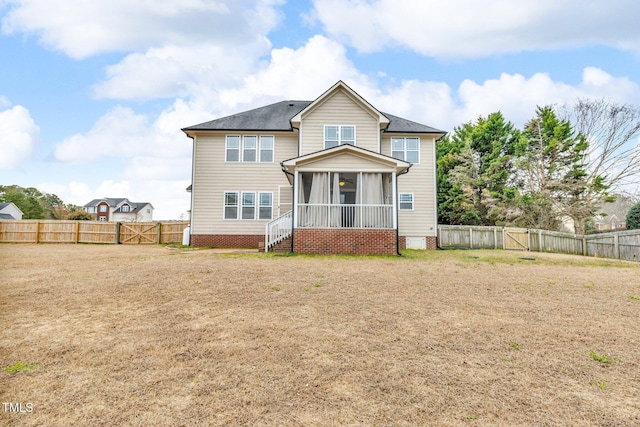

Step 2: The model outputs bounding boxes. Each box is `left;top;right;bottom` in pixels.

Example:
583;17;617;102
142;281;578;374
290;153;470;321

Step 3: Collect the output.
190;234;263;248
293;228;397;255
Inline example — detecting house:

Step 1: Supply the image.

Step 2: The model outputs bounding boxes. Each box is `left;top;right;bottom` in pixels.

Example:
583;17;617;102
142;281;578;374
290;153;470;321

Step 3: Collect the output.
0;202;24;220
182;81;446;255
592;196;635;231
84;198;154;222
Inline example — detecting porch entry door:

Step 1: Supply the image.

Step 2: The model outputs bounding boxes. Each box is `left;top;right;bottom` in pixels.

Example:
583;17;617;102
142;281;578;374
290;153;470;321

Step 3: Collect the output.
336;172;357;227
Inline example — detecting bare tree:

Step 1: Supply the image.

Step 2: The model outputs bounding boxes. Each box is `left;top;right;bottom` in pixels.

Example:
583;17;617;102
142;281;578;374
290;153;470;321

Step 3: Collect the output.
559;99;640;233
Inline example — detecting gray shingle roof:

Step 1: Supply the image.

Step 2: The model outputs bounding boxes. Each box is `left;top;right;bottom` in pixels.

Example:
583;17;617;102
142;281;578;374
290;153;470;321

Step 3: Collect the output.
182;100;445;135
0;202;10;210
382;112;445;134
183;101;312;132
0;213;15;220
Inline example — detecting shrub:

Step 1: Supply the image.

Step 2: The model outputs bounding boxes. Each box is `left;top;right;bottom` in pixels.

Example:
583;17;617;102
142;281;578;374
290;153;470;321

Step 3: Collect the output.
626;202;640;230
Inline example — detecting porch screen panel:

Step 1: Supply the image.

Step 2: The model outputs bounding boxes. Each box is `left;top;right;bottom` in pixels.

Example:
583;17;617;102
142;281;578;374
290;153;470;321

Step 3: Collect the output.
330;173;341;227
361;173;384;227
308;172;329;227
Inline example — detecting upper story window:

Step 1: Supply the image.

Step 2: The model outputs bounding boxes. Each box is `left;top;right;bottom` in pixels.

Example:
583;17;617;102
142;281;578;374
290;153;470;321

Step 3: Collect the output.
99;205;108;212
243;136;257;162
226;136;240;161
324;125;355;149
226;135;274;163
391;137;420;164
121;204;130;212
260;136;274;162
86;207;96;213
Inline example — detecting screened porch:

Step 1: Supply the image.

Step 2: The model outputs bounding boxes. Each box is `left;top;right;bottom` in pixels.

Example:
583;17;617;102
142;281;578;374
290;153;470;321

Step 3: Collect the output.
296;172;395;229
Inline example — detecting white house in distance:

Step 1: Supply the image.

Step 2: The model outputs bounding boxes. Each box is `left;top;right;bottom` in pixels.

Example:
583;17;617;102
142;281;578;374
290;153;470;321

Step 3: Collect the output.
182;81;445;255
0;202;24;220
84;198;154;222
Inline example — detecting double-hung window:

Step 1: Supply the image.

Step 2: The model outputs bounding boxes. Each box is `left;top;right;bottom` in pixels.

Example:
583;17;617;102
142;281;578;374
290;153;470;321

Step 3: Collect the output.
243;136;257;162
241;192;256;219
121;205;130;212
324;125;355;148
224;191;239;219
399;193;414;210
391;137;420;163
259;192;273;220
226;136;240;162
260;136;274;162
227;135;274;162
224;191;273;220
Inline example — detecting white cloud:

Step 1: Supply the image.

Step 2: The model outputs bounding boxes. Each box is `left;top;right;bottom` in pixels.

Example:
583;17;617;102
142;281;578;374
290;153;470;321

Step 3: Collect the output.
0;104;40;170
311;0;640;58
1;0;283;59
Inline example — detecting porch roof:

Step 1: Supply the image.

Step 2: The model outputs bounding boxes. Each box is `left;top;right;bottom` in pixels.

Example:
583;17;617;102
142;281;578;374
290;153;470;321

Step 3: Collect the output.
280;144;411;182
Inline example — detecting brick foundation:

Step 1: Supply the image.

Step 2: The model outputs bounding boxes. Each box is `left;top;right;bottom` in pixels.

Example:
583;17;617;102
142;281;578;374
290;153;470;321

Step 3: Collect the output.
293;228;397;255
398;236;437;250
190;234;263;248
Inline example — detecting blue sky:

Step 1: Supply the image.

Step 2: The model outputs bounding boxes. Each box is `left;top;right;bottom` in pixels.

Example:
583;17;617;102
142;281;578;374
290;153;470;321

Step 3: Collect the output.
1;0;639;219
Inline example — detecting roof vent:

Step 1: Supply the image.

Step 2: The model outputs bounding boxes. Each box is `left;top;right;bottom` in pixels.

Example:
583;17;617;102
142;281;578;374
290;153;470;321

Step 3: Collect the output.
288;103;294;107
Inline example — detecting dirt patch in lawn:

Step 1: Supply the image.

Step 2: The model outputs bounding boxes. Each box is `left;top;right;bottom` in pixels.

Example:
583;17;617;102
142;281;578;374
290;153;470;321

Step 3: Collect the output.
1;245;640;426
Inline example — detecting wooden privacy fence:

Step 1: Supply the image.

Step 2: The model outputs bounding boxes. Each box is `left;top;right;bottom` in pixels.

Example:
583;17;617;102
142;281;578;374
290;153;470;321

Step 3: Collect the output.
0;220;189;244
438;225;640;262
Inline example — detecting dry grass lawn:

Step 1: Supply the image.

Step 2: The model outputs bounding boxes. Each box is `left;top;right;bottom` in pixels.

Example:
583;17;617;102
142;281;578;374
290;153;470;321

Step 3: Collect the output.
1;244;640;426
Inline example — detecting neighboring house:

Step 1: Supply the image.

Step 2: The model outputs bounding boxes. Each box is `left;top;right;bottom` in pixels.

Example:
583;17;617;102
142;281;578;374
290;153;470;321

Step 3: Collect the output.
0;202;23;220
84;198;154;222
592;196;635;231
182;81;446;255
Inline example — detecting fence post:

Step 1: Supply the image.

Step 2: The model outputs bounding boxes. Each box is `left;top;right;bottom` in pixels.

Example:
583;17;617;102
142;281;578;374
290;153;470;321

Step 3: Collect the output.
34;221;40;243
469;227;473;249
157;222;162;244
493;228;498;249
115;222;121;244
75;221;80;243
582;236;587;256
614;233;620;260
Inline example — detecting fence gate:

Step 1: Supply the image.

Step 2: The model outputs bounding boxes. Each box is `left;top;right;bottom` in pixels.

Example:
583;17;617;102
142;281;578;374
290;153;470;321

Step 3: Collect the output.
503;227;530;251
119;222;159;244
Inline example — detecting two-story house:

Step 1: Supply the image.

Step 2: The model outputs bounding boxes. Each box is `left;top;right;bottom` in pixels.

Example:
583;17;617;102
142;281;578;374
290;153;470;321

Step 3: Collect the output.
182;81;445;255
84;198;154;222
0;202;23;220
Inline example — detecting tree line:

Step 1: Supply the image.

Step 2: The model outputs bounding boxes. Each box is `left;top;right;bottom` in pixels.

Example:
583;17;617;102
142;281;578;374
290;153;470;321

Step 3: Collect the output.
0;185;93;220
437;99;640;234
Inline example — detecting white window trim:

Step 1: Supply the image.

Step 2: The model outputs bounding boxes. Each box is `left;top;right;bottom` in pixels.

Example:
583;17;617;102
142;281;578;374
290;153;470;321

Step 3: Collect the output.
324;125;356;149
391;137;420;164
399;193;414;211
226;135;275;163
223;191;239;220
259;136;275;163
224;190;274;221
225;135;240;162
258;191;273;220
242;136;257;163
241;191;256;220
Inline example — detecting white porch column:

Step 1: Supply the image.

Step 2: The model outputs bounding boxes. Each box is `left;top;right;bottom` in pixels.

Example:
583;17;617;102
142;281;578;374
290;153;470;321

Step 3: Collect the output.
392;171;398;229
293;170;299;228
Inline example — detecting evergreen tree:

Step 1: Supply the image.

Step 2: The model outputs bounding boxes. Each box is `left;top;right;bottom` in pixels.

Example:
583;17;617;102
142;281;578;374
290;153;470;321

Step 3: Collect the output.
627;202;640;230
514;106;592;231
437;112;520;225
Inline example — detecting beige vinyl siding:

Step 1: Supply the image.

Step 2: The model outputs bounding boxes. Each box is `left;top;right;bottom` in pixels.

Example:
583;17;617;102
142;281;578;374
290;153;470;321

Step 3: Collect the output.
382;135;437;237
300;90;380;154
296;152;396;172
191;132;298;235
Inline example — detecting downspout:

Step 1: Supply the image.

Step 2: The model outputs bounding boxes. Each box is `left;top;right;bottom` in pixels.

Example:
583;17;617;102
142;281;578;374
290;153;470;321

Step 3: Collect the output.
185;133;196;246
280;164;296;253
396;165;411;256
